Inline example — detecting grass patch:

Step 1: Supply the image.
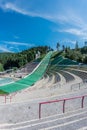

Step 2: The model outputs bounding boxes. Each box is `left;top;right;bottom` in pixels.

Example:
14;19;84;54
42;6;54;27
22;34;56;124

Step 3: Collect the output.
0;90;8;95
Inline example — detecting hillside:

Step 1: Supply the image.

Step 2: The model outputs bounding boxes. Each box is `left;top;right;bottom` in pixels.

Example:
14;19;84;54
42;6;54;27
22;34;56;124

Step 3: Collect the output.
0;46;51;71
0;45;87;72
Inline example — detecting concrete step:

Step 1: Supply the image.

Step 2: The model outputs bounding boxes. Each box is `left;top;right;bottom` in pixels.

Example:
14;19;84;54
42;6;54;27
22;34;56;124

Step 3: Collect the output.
77;127;87;130
1;88;87;124
59;70;75;83
22;110;87;130
40;116;87;130
1;107;87;130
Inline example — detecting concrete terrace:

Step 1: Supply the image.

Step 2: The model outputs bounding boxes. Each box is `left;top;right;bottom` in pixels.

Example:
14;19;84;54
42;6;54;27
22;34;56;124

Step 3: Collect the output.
0;53;87;130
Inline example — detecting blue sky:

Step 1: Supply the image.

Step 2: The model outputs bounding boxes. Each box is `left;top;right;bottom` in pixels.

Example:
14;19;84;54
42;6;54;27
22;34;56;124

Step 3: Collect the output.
0;0;87;52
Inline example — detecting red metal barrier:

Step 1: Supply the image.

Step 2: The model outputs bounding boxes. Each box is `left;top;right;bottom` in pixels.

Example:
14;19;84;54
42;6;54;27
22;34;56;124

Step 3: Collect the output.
0;94;7;103
3;92;17;103
4;95;11;103
39;95;87;119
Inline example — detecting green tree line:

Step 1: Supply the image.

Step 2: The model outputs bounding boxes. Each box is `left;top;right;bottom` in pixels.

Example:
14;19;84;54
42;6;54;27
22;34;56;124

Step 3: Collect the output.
56;41;87;64
0;46;52;71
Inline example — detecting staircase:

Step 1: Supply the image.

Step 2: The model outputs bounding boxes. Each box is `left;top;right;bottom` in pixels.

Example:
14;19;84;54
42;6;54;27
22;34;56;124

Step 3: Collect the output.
0;107;87;130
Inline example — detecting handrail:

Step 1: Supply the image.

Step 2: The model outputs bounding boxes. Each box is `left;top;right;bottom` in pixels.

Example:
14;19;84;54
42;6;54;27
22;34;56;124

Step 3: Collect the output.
0;94;8;103
5;92;17;103
0;92;17;103
71;80;87;90
39;95;87;119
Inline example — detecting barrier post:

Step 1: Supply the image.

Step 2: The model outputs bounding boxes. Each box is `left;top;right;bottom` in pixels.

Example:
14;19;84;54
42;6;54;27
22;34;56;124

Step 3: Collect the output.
5;95;6;104
10;96;12;103
39;95;87;119
79;83;80;90
71;85;72;90
63;100;66;113
81;96;84;108
39;103;41;119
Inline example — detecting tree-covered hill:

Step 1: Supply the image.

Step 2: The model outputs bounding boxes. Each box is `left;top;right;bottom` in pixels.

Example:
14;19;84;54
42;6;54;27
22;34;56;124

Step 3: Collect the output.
0;46;51;71
0;44;87;72
64;46;87;64
56;41;87;64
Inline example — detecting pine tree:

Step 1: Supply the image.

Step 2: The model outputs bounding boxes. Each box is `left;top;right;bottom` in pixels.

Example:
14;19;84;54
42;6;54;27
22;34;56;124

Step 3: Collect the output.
56;42;60;51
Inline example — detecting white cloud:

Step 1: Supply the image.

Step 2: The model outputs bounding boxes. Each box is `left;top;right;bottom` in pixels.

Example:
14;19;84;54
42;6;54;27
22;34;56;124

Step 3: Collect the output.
3;41;35;47
61;39;76;45
1;1;87;40
0;40;35;52
4;3;31;15
0;2;53;21
0;1;86;25
59;28;87;39
0;1;67;24
64;29;84;36
0;46;12;52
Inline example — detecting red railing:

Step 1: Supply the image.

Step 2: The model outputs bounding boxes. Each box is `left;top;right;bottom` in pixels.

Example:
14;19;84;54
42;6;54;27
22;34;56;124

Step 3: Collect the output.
5;92;17;103
39;95;87;119
0;94;7;103
0;92;17;103
0;95;12;103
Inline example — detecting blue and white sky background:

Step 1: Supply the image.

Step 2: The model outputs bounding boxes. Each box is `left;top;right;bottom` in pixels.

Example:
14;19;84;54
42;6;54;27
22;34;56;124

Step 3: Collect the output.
0;0;87;52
